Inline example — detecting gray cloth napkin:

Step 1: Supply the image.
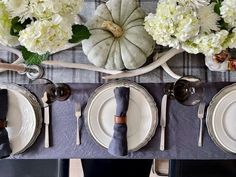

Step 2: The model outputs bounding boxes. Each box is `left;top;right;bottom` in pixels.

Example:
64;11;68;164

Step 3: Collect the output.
108;87;130;157
0;89;12;158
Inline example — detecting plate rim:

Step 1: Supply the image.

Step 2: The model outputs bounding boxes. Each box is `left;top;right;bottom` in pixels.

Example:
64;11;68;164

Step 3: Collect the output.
84;80;158;152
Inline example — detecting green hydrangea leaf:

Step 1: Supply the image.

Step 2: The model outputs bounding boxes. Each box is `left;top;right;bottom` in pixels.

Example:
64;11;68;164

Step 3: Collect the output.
69;25;91;43
214;0;222;15
219;19;229;30
10;17;31;36
22;47;49;65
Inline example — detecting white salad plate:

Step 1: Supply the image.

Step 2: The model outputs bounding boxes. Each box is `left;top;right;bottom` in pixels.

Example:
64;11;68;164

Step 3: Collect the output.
207;84;236;153
0;84;42;155
85;81;158;152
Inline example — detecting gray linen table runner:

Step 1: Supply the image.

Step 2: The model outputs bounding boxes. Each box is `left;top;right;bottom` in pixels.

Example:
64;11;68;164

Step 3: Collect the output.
9;82;236;159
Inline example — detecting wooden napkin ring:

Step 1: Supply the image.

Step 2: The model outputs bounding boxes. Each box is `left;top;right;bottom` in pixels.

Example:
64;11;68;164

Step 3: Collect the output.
0;120;7;128
114;116;126;124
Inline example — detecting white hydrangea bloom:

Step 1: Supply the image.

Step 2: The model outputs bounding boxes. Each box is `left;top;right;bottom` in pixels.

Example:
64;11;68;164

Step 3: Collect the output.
175;7;200;42
227;28;236;49
198;3;220;34
183;30;229;56
0;2;18;46
144;0;200;48
198;30;229;56
178;0;210;8
19;20;72;55
220;0;236;27
144;13;179;48
182;41;200;54
2;0;31;21
30;0;84;20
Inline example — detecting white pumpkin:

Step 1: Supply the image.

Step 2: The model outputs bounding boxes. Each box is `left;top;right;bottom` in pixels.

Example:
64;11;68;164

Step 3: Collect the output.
82;0;155;70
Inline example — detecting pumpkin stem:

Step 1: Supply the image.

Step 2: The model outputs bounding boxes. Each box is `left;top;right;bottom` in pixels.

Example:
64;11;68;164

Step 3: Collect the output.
102;21;123;38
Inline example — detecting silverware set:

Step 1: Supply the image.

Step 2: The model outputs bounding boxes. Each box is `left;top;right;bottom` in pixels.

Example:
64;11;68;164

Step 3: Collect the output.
159;98;207;151
160;76;206;151
41;95;83;148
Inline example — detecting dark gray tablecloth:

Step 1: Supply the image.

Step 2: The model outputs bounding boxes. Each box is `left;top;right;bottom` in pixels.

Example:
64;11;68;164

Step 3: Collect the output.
10;82;236;159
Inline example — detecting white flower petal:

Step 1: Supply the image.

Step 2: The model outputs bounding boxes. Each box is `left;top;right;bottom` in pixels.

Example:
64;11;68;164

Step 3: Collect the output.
0;2;18;46
220;0;236;27
30;0;84;21
2;0;31;22
178;0;210;8
198;3;221;34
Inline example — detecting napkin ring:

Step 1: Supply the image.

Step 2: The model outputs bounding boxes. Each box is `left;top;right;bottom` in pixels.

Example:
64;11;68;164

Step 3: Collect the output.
0;120;7;128
114;116;126;124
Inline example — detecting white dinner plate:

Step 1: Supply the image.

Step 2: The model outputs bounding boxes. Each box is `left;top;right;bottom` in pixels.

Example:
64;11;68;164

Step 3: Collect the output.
207;84;236;153
85;81;158;152
0;84;42;155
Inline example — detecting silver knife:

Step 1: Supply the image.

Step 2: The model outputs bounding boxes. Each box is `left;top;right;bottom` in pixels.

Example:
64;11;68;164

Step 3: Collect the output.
42;92;50;148
160;94;167;151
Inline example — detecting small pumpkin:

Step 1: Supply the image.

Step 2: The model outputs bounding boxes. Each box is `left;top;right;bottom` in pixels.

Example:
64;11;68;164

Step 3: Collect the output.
82;0;155;70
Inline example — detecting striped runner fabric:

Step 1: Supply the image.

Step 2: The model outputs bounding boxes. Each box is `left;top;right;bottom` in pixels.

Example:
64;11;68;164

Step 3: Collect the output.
0;0;234;84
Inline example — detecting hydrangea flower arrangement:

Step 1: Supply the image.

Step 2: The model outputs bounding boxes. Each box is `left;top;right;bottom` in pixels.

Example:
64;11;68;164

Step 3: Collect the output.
144;0;236;57
0;0;90;64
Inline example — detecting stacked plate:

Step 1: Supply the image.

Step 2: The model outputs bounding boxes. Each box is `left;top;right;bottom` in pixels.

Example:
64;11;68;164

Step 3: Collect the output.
207;84;236;153
0;83;42;155
85;80;158;152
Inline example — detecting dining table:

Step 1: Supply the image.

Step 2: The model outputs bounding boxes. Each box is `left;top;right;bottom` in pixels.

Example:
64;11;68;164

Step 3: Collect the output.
0;0;236;159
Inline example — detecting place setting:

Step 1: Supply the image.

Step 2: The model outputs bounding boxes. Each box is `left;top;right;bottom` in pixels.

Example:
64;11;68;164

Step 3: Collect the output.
206;83;236;154
84;80;158;156
159;77;236;155
0;78;74;158
0;83;42;158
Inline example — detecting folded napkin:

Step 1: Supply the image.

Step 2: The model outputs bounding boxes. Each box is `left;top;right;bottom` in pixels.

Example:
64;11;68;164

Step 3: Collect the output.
108;87;130;156
0;89;12;158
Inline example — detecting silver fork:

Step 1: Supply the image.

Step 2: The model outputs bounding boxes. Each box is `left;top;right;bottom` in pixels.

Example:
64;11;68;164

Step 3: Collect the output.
75;103;82;145
197;102;206;147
